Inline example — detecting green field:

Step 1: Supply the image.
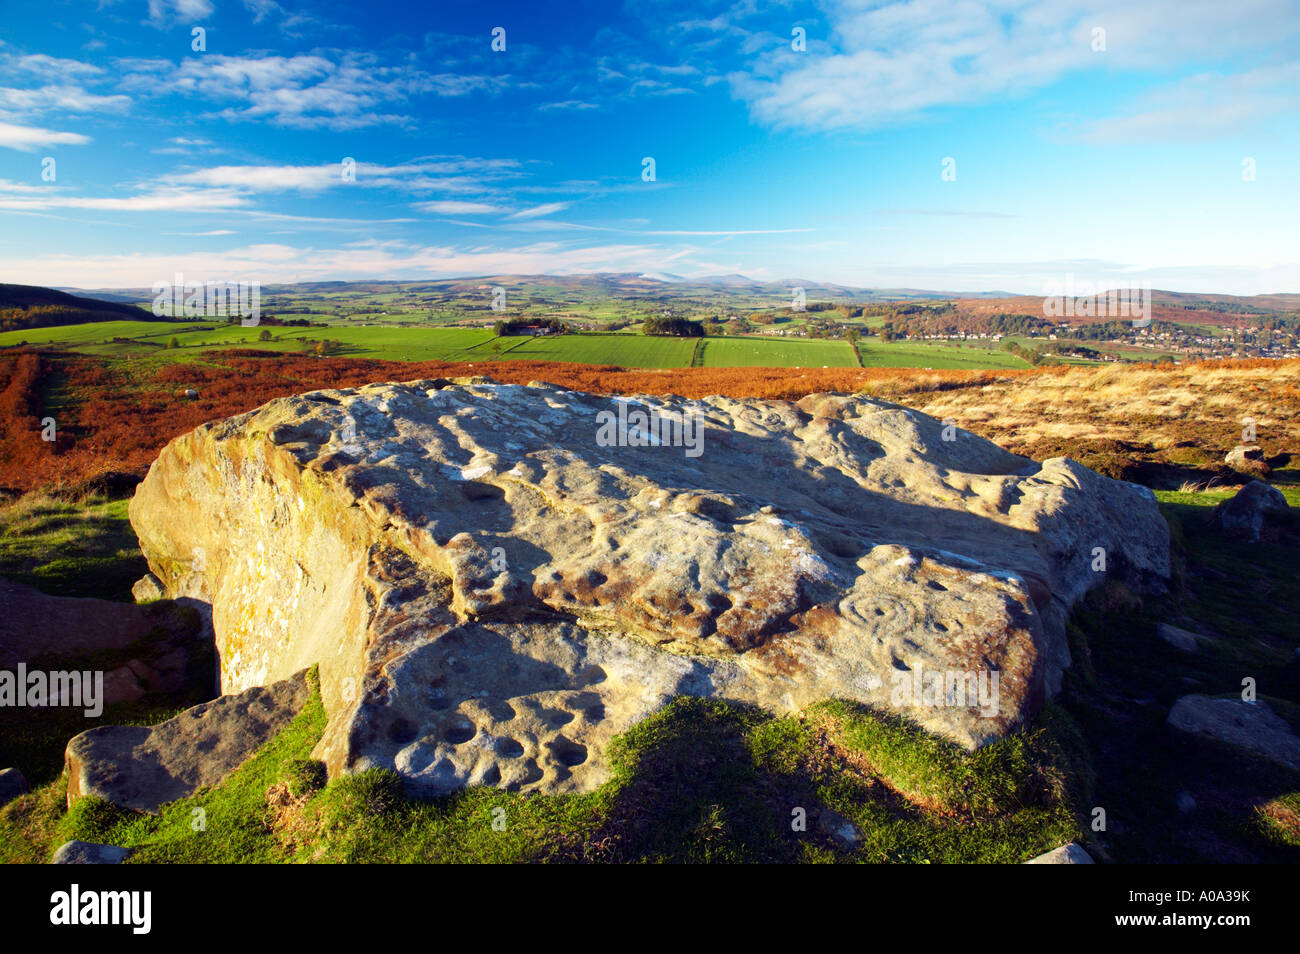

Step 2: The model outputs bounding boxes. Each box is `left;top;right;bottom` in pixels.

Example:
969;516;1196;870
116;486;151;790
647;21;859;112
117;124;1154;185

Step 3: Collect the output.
0;321;1030;370
855;340;1029;369
489;333;697;368
696;336;859;367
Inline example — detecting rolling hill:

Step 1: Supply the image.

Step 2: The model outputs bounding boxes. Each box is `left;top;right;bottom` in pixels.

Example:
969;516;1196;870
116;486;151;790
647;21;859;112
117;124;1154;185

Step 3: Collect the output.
0;284;149;333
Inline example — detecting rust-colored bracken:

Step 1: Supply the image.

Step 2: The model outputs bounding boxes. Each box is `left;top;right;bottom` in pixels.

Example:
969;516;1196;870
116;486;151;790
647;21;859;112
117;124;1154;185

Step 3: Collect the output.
1;347;1296;496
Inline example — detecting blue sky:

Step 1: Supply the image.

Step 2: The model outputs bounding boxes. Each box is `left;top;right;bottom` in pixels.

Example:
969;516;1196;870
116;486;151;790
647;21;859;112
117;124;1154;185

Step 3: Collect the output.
1;0;1298;293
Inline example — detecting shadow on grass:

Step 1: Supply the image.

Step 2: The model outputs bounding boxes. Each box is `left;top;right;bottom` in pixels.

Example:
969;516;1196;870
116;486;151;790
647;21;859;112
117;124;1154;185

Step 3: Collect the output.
1056;491;1300;862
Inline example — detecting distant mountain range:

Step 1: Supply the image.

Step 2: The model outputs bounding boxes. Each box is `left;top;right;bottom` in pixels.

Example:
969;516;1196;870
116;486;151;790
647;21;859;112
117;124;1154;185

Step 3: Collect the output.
14;274;1296;335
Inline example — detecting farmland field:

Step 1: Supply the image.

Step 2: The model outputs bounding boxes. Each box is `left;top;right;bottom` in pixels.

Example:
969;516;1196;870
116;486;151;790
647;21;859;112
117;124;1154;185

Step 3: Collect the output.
489;333;696;368
0;322;500;362
854;340;1029;369
697;336;859;367
0;321;1029;370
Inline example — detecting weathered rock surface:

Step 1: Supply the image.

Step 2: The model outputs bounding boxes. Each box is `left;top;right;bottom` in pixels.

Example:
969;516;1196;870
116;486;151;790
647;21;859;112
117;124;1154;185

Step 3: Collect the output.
1213;481;1289;543
1168;695;1300;772
0;578;211;707
65;669;310;813
0;766;29;806
0;578;190;669
1156;623;1202;653
1224;444;1269;476
128;379;1169;795
132;573;165;603
50;841;131;864
1025;842;1094;864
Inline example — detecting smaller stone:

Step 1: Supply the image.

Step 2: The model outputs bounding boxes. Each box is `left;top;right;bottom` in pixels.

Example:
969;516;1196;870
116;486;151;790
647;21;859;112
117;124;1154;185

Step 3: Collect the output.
1224;444;1265;469
1168;695;1300;772
1176;791;1196;814
101;665;145;705
817;808;861;848
66;668;311;814
1156;623;1201;652
0;767;30;806
1026;842;1094;864
1213;481;1289;543
51;841;131;864
131;573;165;602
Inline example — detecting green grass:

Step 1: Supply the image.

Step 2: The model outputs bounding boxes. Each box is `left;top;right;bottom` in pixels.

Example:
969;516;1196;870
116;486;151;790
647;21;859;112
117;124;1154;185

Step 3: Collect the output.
493;334;697;368
1255;792;1300;848
0;319;190;348
1050;485;1300;863
0;493;146;600
696;336;860;368
855;339;1030;369
2;320;1030;370
0;321;501;362
1;683;1082;863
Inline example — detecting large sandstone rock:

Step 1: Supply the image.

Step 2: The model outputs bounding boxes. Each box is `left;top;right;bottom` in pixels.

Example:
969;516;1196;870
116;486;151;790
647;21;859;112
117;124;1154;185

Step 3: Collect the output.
128;380;1169;795
65;669;311;813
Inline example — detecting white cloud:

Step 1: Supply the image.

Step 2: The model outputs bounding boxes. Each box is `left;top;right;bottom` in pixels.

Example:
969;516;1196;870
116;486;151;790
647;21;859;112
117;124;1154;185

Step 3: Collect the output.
540;100;600;111
1071;63;1300;143
7;239;726;287
166;163;341;192
0;53;104;78
509;202;570;219
708;0;1300;133
147;0;214;25
414;200;509;214
0;182;246;210
0;85;130;116
121;53;507;129
242;0;283;23
0;121;90;151
163;158;523;194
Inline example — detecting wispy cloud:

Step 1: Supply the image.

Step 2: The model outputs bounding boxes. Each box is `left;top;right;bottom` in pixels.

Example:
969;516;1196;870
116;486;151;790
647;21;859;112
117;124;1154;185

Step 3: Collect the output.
508;201;571;219
1069;63;1300;143
414;200;509;214
147;0;214;26
679;0;1300;134
0;85;130;116
8;239;737;287
876;208;1020;219
162;157;523;195
119;52;509;129
0;120;91;151
539;100;599;111
0;181;246;210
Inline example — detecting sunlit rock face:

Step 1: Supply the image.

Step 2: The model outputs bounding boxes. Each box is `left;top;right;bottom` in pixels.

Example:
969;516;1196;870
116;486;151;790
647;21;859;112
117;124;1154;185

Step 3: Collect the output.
130;378;1169;795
